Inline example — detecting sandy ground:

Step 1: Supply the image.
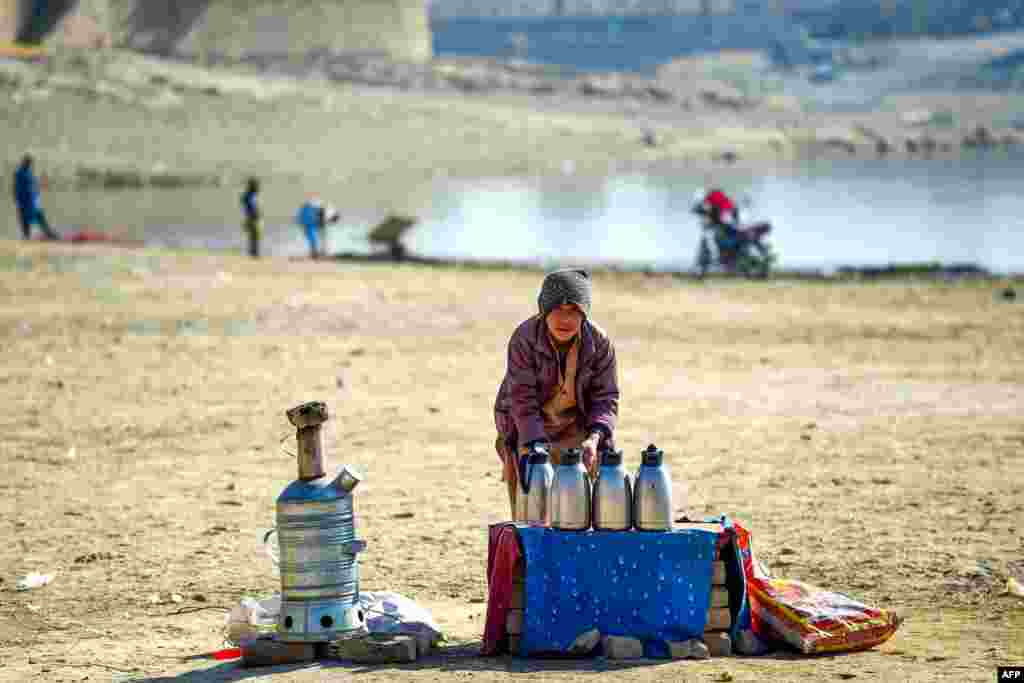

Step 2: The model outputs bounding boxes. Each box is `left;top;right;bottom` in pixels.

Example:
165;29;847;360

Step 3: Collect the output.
0;239;1022;682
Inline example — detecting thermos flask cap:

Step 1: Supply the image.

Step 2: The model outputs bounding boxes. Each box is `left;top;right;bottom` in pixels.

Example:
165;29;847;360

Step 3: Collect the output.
600;449;623;466
641;444;664;466
528;447;551;464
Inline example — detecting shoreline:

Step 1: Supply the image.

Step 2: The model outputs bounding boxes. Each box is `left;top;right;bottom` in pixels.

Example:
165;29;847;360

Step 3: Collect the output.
330;249;1017;281
19;236;1023;281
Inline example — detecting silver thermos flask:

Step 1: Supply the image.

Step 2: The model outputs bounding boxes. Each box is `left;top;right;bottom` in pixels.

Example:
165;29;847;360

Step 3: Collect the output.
633;443;673;531
515;443;555;526
592;448;632;531
551;447;592;531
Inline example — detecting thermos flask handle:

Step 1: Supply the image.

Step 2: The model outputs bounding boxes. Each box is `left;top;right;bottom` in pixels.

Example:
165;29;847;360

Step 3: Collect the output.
263;528;279;567
519;454;532;496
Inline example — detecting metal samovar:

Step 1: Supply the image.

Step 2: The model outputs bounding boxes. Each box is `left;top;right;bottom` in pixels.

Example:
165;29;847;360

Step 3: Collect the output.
276;401;367;642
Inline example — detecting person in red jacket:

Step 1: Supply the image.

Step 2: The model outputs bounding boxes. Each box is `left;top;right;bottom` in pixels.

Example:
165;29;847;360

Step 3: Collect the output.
694;188;738;227
693;187;741;253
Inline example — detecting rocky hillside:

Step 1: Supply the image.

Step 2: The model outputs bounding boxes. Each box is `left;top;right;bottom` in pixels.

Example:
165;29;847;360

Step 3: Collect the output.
10;0;432;62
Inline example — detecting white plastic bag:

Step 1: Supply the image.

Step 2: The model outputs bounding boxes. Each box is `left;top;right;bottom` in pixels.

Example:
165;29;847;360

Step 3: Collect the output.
358;591;444;643
224;591;443;645
224;594;280;645
15;572;54;591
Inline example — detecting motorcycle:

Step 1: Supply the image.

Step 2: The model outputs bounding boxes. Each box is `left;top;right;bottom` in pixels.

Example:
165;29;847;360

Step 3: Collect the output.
693;204;777;279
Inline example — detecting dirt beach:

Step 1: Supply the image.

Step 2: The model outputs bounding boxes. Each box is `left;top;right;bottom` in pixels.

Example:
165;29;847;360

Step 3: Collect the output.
0;239;1021;681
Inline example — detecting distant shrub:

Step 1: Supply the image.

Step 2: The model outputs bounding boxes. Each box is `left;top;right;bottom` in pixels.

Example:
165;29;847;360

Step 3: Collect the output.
929;110;956;128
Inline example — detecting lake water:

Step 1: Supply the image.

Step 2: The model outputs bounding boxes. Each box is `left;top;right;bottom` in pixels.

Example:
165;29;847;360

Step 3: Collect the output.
7;155;1023;275
429;14;798;75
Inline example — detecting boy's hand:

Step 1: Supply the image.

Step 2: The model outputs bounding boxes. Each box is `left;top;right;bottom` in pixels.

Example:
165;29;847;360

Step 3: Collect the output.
581;432;601;478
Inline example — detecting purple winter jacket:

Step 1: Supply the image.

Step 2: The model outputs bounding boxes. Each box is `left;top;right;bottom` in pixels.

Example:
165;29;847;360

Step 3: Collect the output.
494;315;619;451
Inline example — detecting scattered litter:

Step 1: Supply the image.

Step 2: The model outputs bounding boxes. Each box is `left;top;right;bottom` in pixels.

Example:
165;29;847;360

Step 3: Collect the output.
26;604;41;612
225;595;280;645
15;572;54;591
148;592;185;605
74;552;114;564
1008;577;1024;598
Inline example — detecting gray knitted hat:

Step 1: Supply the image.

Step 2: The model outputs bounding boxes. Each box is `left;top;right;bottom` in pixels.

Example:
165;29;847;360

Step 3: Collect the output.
538;268;592;319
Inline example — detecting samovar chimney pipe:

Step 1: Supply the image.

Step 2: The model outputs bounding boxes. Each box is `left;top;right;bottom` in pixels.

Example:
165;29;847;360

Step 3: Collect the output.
286;401;328;480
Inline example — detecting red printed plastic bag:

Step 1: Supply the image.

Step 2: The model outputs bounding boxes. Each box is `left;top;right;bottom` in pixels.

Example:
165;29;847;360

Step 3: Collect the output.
732;522;901;654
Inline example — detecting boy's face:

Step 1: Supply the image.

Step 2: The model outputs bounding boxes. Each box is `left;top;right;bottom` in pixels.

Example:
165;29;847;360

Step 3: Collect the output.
546;304;583;343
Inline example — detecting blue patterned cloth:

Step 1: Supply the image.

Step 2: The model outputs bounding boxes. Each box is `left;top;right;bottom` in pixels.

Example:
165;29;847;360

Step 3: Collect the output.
517;527;718;657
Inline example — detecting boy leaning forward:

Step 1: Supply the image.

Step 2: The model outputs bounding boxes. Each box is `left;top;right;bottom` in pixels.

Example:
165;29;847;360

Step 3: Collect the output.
493;268;620;519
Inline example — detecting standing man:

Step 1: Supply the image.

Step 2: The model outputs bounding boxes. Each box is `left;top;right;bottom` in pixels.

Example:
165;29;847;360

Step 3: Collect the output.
297;197;323;259
13;155;59;241
296;196;339;259
241;178;262;258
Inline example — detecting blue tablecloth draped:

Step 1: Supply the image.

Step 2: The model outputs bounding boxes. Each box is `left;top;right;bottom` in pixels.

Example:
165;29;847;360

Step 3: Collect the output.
517;527;718;657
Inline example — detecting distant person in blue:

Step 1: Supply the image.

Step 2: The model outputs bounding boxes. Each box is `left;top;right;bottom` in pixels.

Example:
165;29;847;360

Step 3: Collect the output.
13;155;59;241
296;196;339;259
241;178;261;258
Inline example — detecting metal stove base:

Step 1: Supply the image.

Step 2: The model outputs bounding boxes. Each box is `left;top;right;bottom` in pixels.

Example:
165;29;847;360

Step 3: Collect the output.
278;599;366;642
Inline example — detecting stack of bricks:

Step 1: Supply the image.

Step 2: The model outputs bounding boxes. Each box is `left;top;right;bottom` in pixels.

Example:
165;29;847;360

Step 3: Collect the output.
506;557;526;654
703;552;733;657
244;631;434;668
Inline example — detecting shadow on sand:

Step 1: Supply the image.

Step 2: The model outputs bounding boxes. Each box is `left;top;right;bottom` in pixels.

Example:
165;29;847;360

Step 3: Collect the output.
133;640;696;681
132;638;863;681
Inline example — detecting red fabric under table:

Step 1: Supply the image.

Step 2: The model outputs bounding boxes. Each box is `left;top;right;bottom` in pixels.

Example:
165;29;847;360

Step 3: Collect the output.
481;523;521;655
